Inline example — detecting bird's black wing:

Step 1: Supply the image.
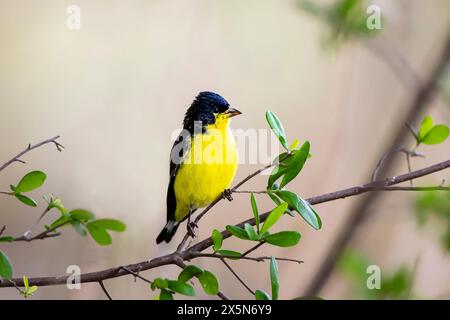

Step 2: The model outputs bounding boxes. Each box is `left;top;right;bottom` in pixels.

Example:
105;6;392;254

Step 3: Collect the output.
166;131;191;221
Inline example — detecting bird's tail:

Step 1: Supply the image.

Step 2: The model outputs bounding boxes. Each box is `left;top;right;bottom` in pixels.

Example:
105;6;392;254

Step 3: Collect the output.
156;219;180;244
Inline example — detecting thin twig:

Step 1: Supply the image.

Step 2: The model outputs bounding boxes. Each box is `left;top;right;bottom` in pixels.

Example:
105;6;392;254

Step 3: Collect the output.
381;186;450;191
98;281;112;300
217;292;230;300
34;207;52;226
0;136;64;173
0;225;6;236
190;252;303;264
233;190;268;194
371;147;424;182
6;279;25;295
241;242;265;257
119;266;152;284
405;122;419;141
220;258;254;295
12;232;61;242
11;207;55;243
13;223;64;242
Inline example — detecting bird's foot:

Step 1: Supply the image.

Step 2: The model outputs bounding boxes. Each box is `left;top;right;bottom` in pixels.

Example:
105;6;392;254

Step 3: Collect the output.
222;189;233;201
187;221;198;238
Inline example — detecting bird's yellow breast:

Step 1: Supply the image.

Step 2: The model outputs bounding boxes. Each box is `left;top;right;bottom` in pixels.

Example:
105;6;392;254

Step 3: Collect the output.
173;116;238;221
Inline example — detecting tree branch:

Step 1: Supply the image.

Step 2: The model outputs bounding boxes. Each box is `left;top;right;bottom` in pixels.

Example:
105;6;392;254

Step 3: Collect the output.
1;158;448;289
220;258;255;295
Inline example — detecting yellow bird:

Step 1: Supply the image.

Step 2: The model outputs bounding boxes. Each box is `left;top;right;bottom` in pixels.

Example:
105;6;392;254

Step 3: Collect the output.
156;92;241;244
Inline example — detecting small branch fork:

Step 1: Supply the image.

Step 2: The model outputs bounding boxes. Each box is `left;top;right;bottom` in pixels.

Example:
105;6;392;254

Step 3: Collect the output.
371;146;424;182
0;136;63;173
1;158;449;298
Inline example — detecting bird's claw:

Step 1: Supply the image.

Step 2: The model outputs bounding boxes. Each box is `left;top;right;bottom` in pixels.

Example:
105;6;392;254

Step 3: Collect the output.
187;221;198;238
223;189;233;201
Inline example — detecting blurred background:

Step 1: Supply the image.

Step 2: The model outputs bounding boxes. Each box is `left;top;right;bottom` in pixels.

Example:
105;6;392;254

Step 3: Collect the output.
0;0;449;299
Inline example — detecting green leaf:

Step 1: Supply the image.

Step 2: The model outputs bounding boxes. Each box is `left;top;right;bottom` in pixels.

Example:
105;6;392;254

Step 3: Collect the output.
279;141;310;189
167;280;196;296
418;115;433;141
275;190;322;230
152;278;169;290
269;192;295;217
216;250;242;259
50;215;71;229
178;265;204;283
211;229;223;251
267;153;291;188
0;236;15;243
15;194;37;207
260;203;288;234
198;270;219;295
85;218;127;245
86;223;112;246
88;219;126;232
14;171;47;193
250;193;260;234
289;139;300;150
421;125;449;145
244;223;260;241
26;286;38;296
263;231;301;247
69;209;95;222
159;289;174;300
23;275;29;290
0;250;13;280
71;221;87;236
266;111;288;150
270;257;279;300
226;225;249;240
255;289;271;300
268;192;281;205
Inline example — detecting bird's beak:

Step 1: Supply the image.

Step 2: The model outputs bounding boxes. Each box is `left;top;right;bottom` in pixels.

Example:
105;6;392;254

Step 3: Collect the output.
225;107;242;118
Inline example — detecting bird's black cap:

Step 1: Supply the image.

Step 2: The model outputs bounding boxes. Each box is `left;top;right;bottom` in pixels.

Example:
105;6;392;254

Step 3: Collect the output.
183;91;232;134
